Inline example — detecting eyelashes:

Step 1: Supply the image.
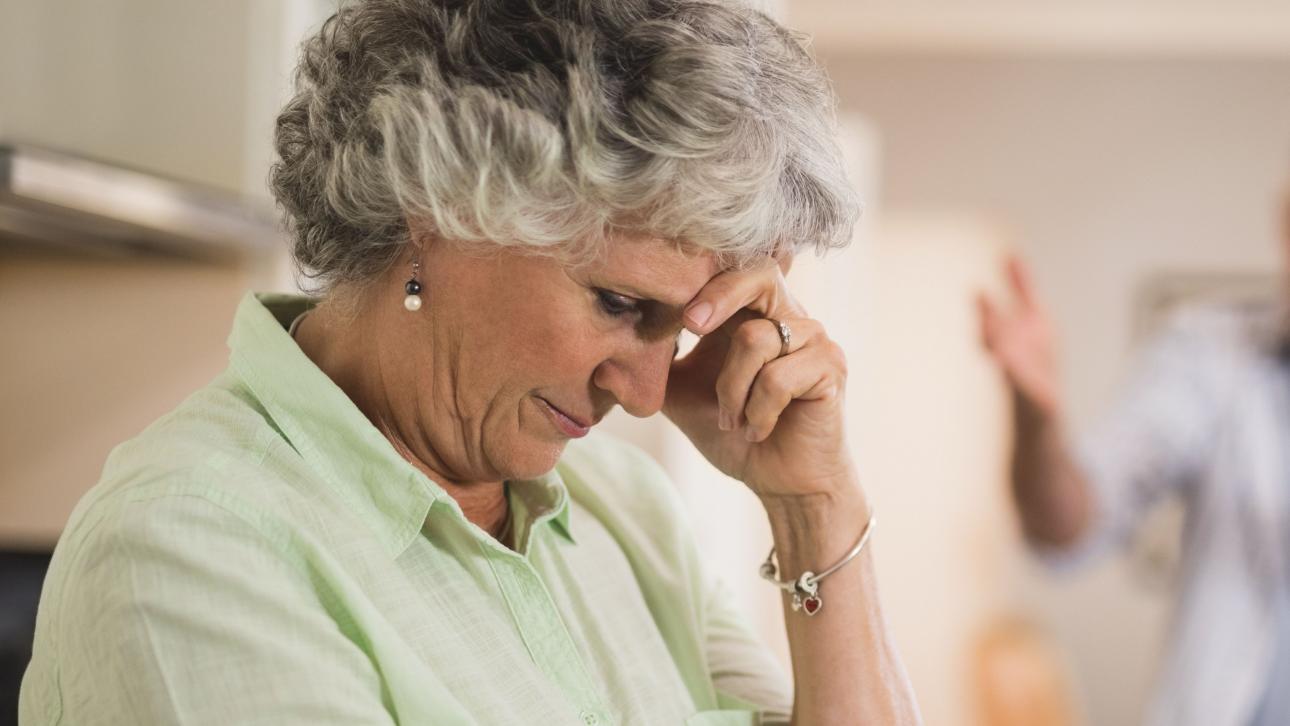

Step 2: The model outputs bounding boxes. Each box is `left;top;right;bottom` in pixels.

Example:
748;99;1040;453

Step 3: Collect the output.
595;289;640;318
593;287;678;345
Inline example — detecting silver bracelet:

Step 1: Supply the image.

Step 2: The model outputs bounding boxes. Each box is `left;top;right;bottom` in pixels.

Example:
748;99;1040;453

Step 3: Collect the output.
758;511;876;616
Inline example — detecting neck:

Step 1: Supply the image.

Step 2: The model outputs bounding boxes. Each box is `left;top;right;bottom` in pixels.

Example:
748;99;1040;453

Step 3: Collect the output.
292;297;509;538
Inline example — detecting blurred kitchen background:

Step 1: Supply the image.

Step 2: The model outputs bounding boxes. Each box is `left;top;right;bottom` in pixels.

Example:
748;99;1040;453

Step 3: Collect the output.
2;1;1289;725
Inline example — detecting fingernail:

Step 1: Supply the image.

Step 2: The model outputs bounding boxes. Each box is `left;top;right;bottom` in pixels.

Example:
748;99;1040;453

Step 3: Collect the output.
744;426;759;442
719;409;732;431
685;301;712;330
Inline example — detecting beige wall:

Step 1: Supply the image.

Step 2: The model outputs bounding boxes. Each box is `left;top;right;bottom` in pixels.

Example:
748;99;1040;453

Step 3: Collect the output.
825;54;1290;726
0;251;253;548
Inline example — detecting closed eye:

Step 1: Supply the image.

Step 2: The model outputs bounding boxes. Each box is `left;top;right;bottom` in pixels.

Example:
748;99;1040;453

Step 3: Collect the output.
593;287;680;343
595;289;641;318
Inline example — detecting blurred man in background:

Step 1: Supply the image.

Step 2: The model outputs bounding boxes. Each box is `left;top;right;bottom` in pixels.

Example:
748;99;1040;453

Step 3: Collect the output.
978;196;1290;726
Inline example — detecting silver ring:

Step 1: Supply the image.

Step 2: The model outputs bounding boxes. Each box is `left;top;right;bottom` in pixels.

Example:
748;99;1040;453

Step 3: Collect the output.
767;318;791;358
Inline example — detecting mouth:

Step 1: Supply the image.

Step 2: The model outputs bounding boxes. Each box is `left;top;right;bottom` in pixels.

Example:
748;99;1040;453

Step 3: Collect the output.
535;397;594;438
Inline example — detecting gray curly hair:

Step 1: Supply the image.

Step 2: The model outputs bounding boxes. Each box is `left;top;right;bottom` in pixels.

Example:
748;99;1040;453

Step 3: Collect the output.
271;0;858;293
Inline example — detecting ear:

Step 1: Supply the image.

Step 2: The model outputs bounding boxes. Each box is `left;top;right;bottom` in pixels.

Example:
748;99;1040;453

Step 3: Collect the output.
405;217;437;252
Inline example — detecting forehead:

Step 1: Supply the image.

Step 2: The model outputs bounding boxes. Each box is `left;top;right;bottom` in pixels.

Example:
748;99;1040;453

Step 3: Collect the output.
592;237;725;307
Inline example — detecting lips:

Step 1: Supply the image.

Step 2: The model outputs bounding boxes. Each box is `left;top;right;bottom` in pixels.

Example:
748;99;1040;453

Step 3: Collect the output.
536;397;595;438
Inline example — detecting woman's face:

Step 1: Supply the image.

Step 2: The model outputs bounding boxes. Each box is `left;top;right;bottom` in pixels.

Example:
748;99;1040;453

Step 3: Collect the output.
402;235;722;482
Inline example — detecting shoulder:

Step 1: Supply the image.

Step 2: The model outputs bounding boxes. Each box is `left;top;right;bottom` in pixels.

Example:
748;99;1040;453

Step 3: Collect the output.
83;369;320;512
1135;301;1279;389
27;406;313;710
25;464;349;726
56;371;320;580
31;377;324;677
1154;301;1279;356
1095;301;1283;445
93;371;277;490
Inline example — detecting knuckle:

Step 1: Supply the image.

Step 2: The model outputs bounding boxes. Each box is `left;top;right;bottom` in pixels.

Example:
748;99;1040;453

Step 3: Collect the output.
826;340;848;377
757;364;792;403
733;320;766;350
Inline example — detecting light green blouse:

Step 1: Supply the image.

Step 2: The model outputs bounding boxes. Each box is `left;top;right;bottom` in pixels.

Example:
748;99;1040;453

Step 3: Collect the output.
20;292;791;726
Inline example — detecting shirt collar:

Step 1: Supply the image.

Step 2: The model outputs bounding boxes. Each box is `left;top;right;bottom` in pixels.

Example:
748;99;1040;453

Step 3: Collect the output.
510;469;576;549
226;292;573;554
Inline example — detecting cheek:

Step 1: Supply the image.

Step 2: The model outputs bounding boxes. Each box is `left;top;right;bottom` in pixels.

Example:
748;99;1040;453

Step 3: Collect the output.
487;303;614;394
528;324;613;384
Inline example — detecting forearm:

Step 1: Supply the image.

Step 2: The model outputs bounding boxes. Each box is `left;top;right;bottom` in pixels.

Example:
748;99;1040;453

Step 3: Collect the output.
761;473;921;726
1011;392;1092;548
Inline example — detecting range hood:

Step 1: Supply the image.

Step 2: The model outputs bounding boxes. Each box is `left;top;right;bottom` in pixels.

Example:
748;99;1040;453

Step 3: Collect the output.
0;144;280;261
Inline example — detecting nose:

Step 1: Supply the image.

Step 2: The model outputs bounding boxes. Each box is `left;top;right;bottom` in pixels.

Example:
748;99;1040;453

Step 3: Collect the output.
592;335;678;418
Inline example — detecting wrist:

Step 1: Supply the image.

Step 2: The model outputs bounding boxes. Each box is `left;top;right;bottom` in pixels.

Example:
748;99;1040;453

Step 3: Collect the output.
760;479;871;572
1013;388;1063;430
759;483;869;525
749;453;864;502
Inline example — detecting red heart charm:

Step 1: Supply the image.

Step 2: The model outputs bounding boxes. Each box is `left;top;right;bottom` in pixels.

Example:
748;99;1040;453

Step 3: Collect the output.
802;596;822;615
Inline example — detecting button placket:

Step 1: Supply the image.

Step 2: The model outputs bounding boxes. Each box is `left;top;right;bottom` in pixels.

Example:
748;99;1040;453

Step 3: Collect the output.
485;548;612;726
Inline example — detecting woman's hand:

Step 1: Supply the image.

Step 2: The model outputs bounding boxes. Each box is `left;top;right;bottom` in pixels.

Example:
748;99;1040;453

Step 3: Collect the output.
666;259;921;726
662;258;855;498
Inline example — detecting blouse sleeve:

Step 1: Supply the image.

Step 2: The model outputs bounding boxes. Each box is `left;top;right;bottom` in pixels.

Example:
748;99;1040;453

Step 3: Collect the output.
701;571;794;725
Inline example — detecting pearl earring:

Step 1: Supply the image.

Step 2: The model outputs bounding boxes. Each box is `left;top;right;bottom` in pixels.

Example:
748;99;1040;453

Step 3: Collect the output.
403;259;423;311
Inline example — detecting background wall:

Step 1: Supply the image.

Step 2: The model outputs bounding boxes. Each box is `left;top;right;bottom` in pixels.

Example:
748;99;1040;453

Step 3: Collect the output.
826;56;1290;428
822;54;1290;725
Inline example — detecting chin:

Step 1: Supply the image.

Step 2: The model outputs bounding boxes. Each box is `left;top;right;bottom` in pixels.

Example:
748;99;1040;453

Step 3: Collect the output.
491;438;570;480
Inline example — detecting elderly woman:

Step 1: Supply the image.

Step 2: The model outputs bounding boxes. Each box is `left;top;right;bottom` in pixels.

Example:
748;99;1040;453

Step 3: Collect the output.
20;1;918;724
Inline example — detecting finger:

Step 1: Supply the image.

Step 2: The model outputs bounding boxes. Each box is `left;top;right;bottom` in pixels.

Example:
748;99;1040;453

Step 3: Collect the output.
714;317;822;430
1006;255;1039;310
682;262;802;336
742;340;846;443
976;292;999;353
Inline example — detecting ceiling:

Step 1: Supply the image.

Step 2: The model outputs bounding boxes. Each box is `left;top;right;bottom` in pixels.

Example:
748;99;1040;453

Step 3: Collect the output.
784;1;1290;57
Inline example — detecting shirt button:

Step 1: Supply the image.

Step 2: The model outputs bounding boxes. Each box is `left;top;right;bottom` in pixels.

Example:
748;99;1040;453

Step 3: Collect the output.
580;711;599;725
